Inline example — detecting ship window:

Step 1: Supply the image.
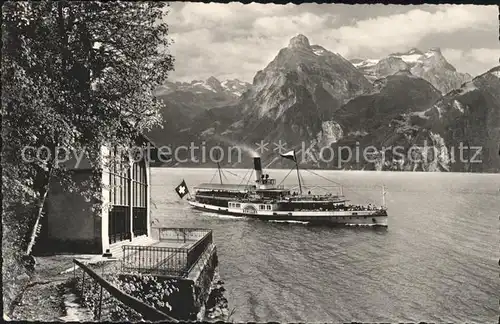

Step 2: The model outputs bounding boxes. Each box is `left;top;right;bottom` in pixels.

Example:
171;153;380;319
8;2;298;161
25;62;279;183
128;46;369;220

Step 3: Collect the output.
236;204;240;208
260;205;265;210
267;205;271;210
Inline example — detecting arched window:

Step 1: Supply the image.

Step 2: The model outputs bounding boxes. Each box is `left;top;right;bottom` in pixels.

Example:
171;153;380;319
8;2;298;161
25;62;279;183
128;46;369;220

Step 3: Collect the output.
108;146;149;243
132;158;147;236
109;148;131;244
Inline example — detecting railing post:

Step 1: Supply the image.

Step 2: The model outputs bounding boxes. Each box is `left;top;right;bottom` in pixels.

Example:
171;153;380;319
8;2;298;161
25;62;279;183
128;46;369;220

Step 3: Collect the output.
97;285;103;320
122;247;124;272
82;271;86;296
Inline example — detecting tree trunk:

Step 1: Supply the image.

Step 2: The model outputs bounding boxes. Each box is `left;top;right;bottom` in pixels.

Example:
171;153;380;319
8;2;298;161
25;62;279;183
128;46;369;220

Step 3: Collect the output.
25;165;53;257
25;182;50;256
57;1;68;74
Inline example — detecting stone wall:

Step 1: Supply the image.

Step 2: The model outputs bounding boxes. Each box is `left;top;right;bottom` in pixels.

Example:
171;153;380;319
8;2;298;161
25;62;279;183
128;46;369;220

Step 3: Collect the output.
191;246;219;320
118;245;219;321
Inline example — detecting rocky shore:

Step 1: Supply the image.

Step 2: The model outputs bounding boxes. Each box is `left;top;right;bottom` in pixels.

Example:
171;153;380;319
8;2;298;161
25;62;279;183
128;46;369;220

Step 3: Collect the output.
205;272;231;321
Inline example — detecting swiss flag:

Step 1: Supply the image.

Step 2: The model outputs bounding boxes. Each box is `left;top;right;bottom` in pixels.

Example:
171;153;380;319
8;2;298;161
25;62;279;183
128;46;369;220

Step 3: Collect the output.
175;180;189;199
280;150;296;162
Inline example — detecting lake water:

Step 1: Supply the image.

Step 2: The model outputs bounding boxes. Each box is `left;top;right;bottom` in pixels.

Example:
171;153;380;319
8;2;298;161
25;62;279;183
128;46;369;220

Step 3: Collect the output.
151;168;499;323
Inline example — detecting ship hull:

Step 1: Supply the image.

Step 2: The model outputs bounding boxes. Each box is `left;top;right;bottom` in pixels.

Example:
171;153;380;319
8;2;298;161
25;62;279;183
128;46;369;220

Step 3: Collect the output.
187;200;388;227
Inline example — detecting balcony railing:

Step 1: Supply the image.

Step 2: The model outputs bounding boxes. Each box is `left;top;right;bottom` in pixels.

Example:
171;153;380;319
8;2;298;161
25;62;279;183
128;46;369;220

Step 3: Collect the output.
186;230;213;274
158;228;211;242
122;228;213;277
121;245;188;277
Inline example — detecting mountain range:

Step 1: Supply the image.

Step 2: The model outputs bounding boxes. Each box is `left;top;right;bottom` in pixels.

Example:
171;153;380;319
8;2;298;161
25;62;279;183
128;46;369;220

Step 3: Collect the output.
155;77;251;98
147;77;251;146
350;47;472;94
148;34;499;173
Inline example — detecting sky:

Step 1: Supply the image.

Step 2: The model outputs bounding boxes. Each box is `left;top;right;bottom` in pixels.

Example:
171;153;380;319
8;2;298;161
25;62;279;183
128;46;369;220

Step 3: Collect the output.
163;3;500;82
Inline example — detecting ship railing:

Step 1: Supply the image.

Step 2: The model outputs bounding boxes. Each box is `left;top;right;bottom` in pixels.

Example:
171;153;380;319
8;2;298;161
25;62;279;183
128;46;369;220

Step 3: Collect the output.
283;195;345;201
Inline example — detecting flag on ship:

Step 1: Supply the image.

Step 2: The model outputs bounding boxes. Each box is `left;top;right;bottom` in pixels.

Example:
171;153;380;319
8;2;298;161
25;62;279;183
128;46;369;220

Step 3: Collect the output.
175;179;189;199
280;150;296;162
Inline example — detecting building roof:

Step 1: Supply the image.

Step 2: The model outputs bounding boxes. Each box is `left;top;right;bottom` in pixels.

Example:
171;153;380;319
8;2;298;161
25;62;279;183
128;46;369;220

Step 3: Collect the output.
135;133;170;163
137;133;160;149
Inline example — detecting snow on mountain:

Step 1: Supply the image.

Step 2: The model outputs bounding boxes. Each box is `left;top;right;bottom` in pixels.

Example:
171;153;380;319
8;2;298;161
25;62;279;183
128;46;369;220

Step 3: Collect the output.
148;33;498;172
192;80;217;92
220;79;251;97
351;59;380;68
156;77;251;98
311;45;328;56
392;53;422;63
350;47;472;94
387;47;427;63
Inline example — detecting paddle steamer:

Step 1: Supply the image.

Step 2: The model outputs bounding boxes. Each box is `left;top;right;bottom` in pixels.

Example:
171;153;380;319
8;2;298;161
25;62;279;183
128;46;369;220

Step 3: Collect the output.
180;153;388;226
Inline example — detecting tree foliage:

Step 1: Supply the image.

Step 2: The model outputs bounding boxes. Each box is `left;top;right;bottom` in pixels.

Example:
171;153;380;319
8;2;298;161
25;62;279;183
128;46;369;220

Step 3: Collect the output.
1;0;174;281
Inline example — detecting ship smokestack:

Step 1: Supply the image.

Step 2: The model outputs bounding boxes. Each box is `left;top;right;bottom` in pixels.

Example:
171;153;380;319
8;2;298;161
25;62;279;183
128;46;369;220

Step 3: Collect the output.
253;157;262;183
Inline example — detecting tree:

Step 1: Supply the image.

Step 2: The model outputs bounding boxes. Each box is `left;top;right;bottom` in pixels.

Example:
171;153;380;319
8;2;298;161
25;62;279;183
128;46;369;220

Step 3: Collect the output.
2;1;174;263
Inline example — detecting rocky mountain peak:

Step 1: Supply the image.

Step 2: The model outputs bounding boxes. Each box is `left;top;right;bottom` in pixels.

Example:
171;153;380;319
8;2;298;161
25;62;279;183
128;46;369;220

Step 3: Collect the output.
417;48;457;73
154;76;251;99
372;57;410;80
242;34;373;124
206;76;223;92
353;46;471;94
206;76;221;84
408;48;424;55
288;34;311;49
390;48;423;56
428;47;442;54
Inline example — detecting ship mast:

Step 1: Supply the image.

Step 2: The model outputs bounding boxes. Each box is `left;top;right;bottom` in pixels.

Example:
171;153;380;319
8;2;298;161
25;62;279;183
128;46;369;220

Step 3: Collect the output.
382;184;386;209
216;148;223;184
217;161;223;184
294;150;302;195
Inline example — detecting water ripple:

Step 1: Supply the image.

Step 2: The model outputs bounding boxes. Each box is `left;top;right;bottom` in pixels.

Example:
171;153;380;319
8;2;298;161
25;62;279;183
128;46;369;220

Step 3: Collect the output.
152;169;500;323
